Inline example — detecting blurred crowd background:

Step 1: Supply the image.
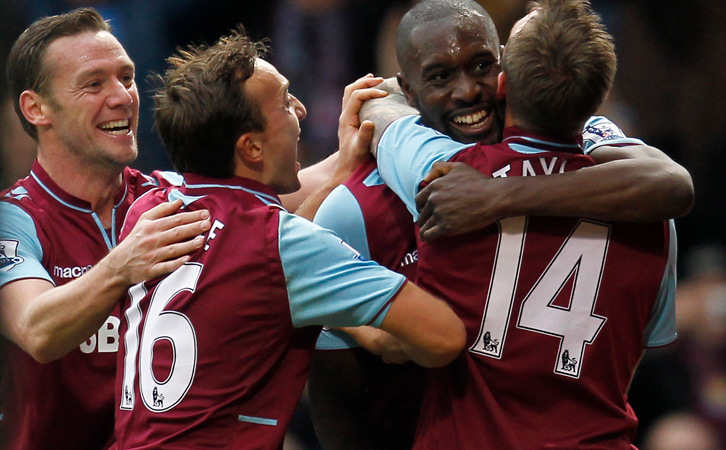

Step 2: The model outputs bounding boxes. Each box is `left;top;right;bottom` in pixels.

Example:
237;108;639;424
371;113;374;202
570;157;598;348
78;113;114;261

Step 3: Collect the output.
1;1;724;449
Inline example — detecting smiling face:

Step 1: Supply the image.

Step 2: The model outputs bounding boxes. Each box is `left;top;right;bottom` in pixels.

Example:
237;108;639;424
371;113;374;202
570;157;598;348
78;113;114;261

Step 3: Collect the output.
245;59;307;195
399;16;501;145
40;30;139;170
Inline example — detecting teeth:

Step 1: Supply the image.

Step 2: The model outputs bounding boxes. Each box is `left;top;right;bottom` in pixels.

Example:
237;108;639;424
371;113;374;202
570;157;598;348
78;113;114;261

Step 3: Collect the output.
453;110;487;126
99;119;130;134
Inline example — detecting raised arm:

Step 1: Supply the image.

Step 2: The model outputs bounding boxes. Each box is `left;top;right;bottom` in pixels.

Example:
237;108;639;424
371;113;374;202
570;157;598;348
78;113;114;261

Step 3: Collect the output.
0;200;210;363
415;144;694;241
284;74;388;219
359;78;418;157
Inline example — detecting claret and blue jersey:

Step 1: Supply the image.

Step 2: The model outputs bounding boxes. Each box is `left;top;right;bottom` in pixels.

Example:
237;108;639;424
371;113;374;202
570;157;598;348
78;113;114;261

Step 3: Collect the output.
373;114;676;449
114;173;408;450
0;161;179;450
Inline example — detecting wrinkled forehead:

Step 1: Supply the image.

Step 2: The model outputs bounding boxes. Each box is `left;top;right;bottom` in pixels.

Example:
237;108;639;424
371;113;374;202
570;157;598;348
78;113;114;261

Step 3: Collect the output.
405;15;499;70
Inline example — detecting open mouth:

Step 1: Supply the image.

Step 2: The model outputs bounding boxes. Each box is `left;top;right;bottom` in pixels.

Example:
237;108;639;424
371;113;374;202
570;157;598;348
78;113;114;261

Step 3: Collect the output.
450;108;491;135
98;119;131;136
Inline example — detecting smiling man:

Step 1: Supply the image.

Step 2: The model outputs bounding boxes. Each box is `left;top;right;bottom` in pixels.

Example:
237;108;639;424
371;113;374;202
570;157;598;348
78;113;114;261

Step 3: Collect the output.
307;1;692;449
395;2;501;145
0;9;211;450
112;27;464;450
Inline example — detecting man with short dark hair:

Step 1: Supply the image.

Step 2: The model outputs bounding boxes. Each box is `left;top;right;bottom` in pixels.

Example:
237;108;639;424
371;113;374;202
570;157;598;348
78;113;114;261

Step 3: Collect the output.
0;8;211;450
113;27;465;450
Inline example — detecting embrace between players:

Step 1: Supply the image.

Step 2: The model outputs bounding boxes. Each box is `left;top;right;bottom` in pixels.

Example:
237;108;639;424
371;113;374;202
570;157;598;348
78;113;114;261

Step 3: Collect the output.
0;1;693;449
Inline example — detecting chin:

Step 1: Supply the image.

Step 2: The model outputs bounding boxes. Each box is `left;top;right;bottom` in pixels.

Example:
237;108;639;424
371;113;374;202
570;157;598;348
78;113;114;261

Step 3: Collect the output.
275;179;302;196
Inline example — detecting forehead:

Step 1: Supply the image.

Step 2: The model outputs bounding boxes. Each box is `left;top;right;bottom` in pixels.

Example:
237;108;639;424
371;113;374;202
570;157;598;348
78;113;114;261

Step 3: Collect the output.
246;59;288;101
407;16;498;69
44;30;133;78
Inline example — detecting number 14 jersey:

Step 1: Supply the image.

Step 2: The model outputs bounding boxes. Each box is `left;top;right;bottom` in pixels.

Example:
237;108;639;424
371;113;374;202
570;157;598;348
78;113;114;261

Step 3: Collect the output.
376;118;676;450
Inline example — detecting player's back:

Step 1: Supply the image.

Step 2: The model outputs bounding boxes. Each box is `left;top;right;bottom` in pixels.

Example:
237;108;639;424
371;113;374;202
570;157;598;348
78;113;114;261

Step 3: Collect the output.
412;136;674;449
115;175;319;449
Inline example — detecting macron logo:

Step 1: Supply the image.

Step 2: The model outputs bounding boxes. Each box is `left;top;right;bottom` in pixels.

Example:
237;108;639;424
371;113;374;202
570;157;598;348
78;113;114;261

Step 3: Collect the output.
54;264;93;279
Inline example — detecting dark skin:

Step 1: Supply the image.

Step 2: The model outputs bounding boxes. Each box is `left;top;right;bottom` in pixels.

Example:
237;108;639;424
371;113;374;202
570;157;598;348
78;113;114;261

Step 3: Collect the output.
386;16;694;242
398;15;502;146
311;7;694;450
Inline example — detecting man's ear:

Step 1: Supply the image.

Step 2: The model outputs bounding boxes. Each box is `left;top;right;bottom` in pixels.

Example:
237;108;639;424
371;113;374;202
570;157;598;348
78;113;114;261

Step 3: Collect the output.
19;90;52;128
235;132;263;164
397;73;417;108
496;72;507;101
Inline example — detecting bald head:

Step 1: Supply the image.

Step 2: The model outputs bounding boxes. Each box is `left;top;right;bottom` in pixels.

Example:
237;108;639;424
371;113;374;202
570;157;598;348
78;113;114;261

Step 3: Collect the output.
394;0;502;144
396;0;499;77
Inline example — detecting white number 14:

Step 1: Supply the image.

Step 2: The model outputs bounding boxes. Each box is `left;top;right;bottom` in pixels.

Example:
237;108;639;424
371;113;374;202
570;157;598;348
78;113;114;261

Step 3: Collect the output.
470;217;608;378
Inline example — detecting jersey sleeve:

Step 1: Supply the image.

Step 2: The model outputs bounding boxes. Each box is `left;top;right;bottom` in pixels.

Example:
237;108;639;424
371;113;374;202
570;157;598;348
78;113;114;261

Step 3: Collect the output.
582;116;646;154
643;220;678;347
278;211;407;329
313;186;372;350
313;185;371;260
0;202;53;287
376;115;472;219
315;328;362;350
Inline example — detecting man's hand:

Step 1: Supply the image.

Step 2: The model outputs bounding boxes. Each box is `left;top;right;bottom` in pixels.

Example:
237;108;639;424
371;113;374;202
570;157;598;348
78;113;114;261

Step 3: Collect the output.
108;199;211;285
293;74;387;219
416;162;501;242
0;199;211;362
336;74;388;176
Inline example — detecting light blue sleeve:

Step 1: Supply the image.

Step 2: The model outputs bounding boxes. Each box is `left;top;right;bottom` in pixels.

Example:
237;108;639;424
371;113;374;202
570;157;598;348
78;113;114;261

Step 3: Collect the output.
377;115;472;220
582;116;646;154
313;185;371;260
315;328;362;350
643;220;678;346
0;202;53;287
278;211;407;328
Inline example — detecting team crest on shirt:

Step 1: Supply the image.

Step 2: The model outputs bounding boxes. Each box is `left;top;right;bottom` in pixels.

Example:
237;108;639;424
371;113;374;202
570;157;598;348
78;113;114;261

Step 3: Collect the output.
0;240;24;272
583;123;621;143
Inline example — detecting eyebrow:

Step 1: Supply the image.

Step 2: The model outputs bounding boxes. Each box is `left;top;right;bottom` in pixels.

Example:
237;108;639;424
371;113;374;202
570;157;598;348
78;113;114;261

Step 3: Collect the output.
76;62;136;82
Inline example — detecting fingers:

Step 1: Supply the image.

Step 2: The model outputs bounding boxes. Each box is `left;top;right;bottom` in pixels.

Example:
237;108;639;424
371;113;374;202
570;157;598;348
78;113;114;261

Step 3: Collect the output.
137;198;183;221
419;222;443;244
157;218;211;247
422;161;458;184
415;184;432;215
342;74;384;108
146;254;193;280
417;203;442;243
340;87;388;129
356;120;375;146
137;207;211;237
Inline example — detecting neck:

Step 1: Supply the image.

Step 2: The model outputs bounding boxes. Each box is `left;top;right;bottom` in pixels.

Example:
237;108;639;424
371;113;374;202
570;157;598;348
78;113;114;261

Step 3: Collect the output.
37;150;124;227
506;108;584;138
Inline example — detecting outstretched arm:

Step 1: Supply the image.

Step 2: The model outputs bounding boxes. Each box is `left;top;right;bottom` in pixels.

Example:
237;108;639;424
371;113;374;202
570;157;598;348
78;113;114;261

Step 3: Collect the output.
0;200;210;363
415;144;694;241
378;282;465;368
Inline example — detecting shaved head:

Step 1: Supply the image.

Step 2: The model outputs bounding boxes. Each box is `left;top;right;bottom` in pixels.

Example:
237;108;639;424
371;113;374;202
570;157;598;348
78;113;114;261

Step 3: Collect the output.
396;0;499;77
